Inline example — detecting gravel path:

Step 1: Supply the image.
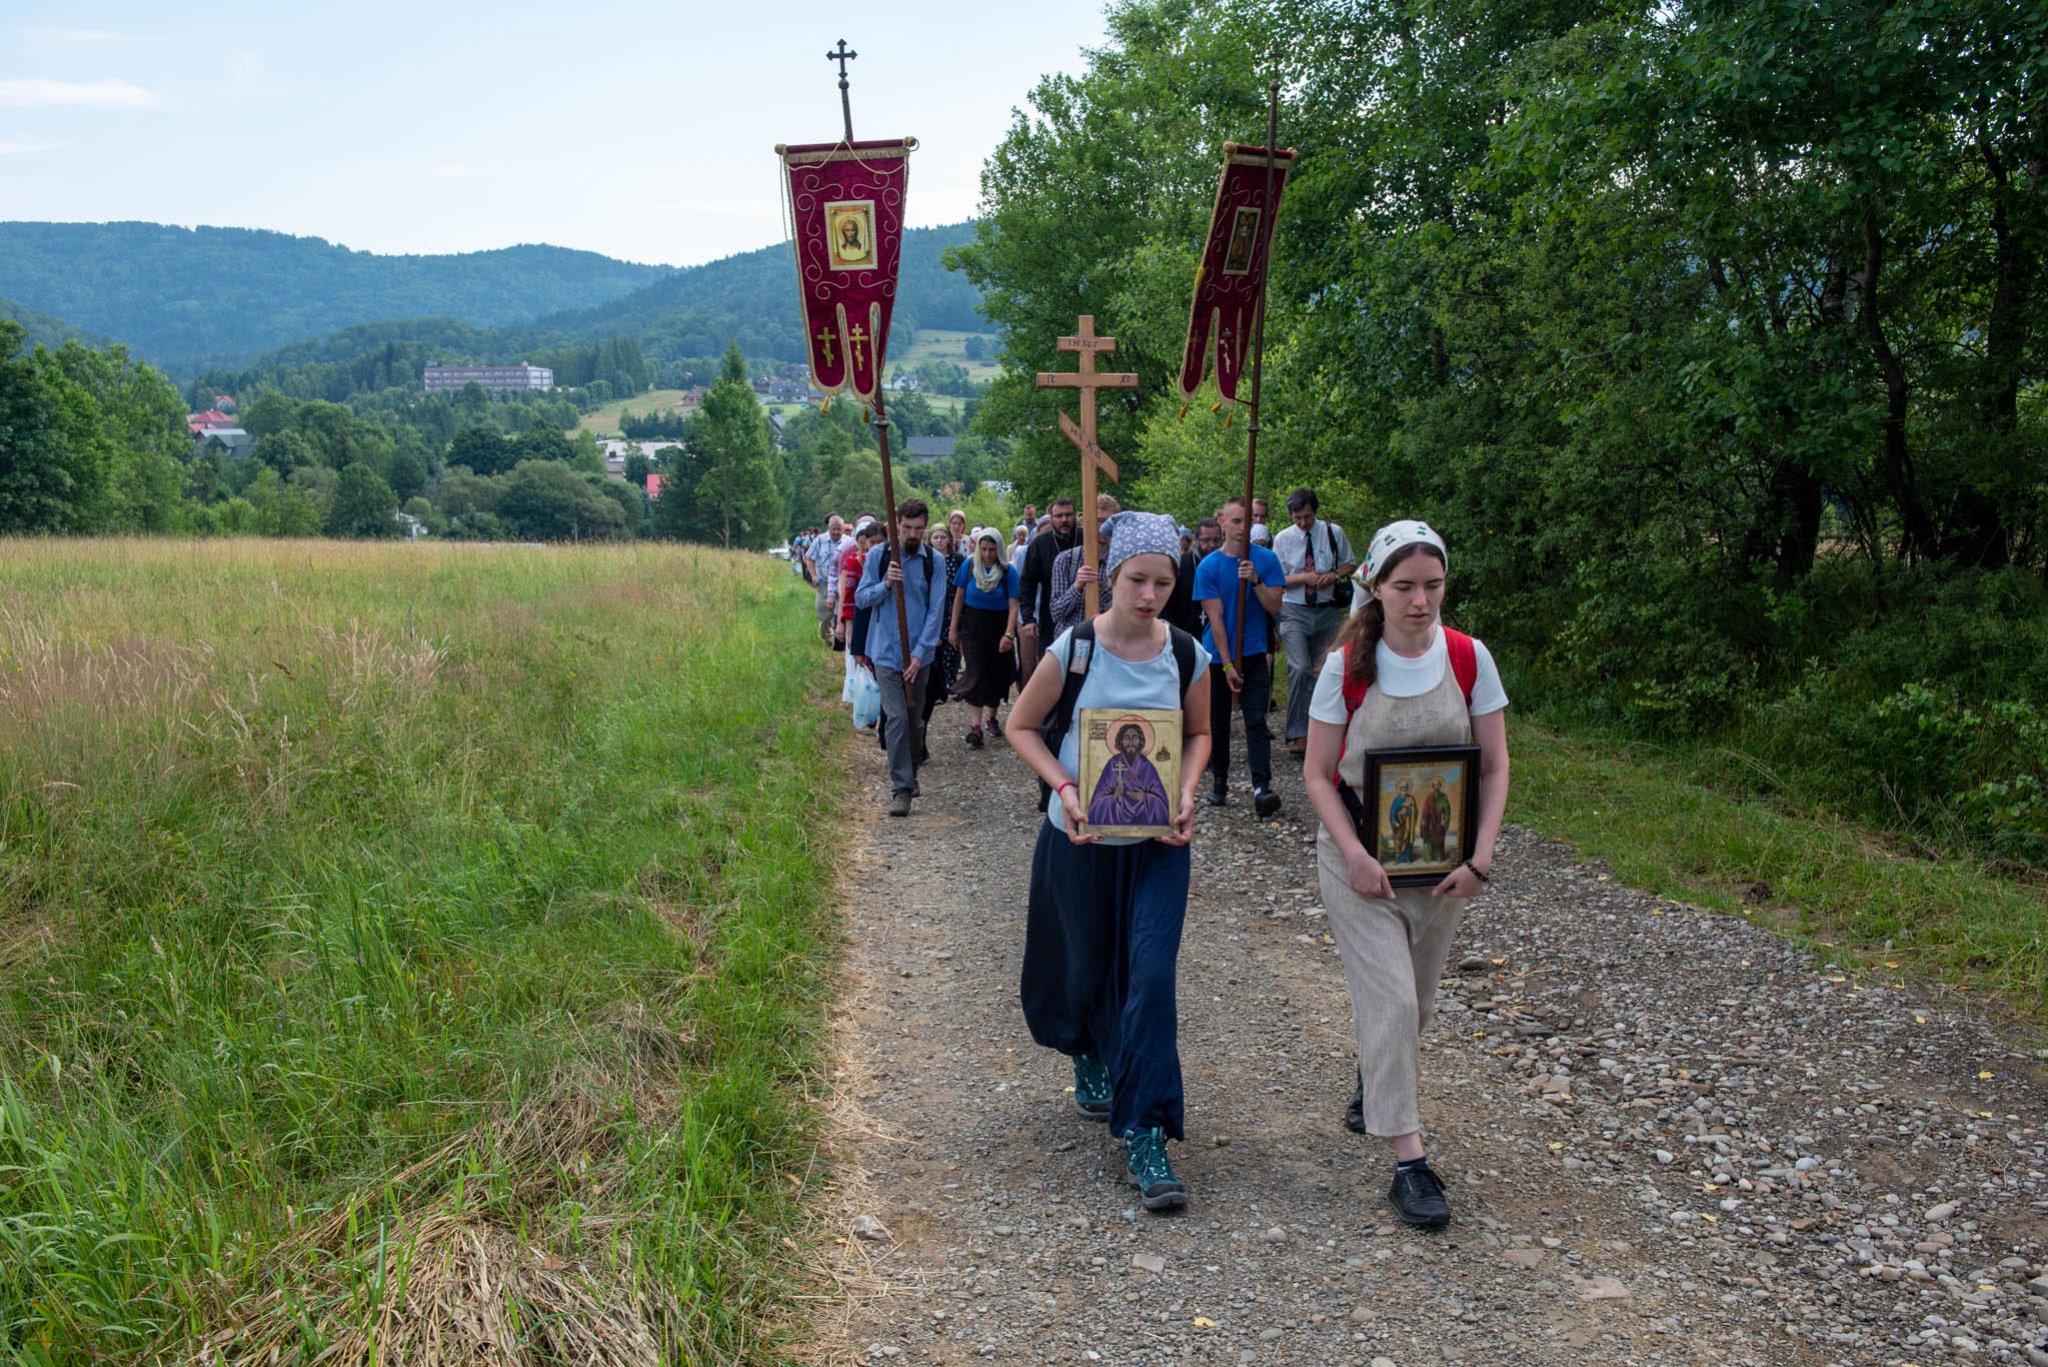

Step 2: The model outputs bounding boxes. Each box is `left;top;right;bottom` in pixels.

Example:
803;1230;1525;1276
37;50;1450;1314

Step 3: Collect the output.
818;709;2048;1367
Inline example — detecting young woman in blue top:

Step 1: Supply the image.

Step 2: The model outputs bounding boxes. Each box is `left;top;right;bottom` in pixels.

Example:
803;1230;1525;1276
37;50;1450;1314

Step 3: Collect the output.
1007;513;1212;1211
949;526;1021;747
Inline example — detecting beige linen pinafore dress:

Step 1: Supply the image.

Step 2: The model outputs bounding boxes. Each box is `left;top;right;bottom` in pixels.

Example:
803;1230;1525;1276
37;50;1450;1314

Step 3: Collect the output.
1317;656;1474;1137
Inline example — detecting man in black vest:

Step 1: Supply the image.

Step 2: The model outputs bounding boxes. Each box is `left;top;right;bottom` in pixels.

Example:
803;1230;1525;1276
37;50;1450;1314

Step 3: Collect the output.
1015;496;1078;686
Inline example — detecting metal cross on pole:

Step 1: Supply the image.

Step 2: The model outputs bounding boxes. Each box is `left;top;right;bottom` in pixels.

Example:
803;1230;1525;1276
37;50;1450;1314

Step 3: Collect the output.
1035;315;1138;618
819;36;909;655
826;39;857;143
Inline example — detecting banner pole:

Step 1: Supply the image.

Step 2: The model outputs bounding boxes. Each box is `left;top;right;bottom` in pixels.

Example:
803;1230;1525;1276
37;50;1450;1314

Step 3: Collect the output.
1232;80;1280;671
822;39;912;656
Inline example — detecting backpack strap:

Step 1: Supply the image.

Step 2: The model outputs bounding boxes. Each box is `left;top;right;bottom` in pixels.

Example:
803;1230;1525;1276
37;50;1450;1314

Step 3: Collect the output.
1036;620;1097;803
1331;628;1480;831
1167;624;1197;701
876;543;936;587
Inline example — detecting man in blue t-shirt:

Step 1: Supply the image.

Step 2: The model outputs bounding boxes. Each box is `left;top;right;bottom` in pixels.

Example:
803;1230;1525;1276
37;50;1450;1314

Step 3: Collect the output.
1194;496;1287;815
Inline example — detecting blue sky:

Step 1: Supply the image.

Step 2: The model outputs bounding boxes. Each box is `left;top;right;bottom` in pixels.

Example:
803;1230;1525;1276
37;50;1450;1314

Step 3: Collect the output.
0;1;1112;267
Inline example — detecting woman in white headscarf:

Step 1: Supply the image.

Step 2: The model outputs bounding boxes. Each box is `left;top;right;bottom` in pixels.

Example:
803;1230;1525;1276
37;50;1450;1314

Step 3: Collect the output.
1302;519;1511;1231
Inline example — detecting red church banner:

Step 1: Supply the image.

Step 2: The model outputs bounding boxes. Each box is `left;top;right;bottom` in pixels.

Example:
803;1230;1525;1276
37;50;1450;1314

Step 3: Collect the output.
777;137;917;405
1175;142;1297;405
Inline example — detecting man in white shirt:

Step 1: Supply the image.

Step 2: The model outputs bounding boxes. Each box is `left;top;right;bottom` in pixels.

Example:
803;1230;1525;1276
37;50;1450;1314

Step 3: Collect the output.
810;513;845;641
1271;488;1357;755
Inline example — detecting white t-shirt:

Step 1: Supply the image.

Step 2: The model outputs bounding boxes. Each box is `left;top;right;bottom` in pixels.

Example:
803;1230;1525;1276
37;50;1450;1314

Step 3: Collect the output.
1307;627;1509;725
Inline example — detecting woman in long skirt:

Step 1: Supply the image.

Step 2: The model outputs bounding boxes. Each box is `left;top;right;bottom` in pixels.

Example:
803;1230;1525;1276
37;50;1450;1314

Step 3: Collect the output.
1007;512;1211;1211
924;527;966;726
1302;519;1510;1229
949;527;1020;747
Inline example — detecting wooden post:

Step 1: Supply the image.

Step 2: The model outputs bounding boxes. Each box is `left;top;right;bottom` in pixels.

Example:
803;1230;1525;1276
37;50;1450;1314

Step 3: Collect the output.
1035;316;1136;617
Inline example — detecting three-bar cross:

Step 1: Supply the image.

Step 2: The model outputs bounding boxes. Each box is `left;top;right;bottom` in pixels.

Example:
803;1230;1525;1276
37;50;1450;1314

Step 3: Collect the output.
1035;315;1138;618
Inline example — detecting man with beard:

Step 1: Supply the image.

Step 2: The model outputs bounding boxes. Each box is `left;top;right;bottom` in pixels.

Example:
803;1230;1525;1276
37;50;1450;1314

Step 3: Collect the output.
1016;496;1079;689
854;500;946;817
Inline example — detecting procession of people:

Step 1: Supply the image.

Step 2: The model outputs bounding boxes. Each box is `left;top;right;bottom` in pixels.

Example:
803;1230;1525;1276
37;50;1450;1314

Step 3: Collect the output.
816;493;1510;1227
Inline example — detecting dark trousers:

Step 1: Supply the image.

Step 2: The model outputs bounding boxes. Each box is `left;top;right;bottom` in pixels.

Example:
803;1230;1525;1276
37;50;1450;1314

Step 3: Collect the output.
1207;654;1274;790
1020;823;1191;1139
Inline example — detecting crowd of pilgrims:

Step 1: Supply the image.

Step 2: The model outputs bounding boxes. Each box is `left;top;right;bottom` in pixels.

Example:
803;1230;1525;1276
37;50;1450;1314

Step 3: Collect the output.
788;494;1511;1229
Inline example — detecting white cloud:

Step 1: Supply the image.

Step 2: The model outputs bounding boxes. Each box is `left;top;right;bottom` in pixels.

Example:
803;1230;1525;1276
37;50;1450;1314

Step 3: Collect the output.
225;50;260;80
0;135;61;155
431;162;479;181
0;78;159;109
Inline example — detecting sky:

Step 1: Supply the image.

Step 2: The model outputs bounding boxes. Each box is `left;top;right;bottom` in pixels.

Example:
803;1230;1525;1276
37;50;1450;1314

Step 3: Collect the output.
0;1;1113;268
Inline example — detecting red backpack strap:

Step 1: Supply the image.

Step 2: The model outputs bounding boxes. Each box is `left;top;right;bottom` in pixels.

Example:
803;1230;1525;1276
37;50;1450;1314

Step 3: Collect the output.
1444;628;1478;706
1340;643;1369;713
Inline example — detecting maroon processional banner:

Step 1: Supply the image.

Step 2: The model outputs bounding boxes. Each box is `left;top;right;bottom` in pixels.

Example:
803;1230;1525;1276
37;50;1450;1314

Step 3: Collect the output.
1175;142;1297;405
777;137;917;405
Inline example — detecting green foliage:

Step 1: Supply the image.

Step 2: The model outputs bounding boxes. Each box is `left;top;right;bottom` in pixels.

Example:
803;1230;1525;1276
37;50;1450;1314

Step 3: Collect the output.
961;0;2048;867
496;460;631;541
324;462;399;538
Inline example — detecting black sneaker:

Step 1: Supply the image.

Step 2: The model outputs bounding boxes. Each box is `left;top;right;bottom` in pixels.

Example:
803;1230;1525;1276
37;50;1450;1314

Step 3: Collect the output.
1253;785;1282;818
1203;788;1229;808
1387;1163;1450;1228
1344;1071;1366;1134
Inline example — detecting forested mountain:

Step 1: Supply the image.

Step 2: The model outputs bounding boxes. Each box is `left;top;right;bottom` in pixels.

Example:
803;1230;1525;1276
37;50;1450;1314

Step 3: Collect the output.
0;223;672;372
201;221;987;403
0;296;113;351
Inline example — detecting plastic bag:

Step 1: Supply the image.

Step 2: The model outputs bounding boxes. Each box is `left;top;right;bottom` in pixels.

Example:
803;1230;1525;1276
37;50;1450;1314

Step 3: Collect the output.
850;663;882;730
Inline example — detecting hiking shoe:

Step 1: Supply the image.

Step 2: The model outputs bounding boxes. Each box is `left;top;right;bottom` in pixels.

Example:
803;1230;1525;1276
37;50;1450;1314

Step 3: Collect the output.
1123;1127;1187;1211
1203;788;1229;808
965;725;984;748
888;791;912;818
1344;1071;1367;1134
1387;1163;1450;1228
1253;785;1282;818
1071;1053;1111;1120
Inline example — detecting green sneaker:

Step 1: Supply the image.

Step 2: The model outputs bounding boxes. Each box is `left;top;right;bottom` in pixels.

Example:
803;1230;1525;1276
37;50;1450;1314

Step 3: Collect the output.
1071;1053;1111;1120
1123;1126;1187;1211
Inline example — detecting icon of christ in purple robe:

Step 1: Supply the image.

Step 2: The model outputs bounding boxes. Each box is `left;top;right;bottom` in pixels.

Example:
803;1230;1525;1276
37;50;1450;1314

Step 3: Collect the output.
1088;721;1172;828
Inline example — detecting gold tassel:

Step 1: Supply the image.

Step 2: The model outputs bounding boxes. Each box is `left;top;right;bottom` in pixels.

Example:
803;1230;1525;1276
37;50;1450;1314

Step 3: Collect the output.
861;405;872;425
821;397;831;413
1223;409;1235;430
1210;400;1224;414
1178;403;1191;422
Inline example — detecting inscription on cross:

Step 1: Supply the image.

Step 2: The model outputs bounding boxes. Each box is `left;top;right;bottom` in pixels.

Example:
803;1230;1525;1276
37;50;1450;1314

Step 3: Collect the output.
1036;315;1139;617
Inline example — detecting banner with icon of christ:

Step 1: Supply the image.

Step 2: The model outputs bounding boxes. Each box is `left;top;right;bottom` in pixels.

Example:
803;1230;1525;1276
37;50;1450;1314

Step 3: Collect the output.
777;138;916;404
1175;142;1296;405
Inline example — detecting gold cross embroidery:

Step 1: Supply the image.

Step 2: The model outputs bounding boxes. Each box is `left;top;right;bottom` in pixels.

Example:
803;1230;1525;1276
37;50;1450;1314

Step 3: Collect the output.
815;326;837;368
847;322;869;370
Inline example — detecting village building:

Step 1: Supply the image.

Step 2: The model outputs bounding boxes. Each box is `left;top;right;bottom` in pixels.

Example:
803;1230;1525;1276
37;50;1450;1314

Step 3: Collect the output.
423;363;554;395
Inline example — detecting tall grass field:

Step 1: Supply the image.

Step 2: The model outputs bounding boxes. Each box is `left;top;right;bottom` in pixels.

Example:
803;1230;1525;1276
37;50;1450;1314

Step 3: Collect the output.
0;540;839;1363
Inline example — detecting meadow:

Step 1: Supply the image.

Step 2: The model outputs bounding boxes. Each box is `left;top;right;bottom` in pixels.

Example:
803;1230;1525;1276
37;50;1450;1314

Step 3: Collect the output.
0;540;839;1363
573;388;697;436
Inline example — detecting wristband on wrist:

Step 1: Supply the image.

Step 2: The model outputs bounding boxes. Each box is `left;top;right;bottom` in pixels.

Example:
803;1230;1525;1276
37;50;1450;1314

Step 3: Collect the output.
1462;858;1491;883
1056;780;1077;799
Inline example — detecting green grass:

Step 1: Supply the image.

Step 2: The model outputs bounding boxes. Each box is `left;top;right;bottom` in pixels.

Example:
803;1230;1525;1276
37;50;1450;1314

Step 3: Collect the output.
895;329;1000;381
1512;718;2048;1022
572;388;695;436
0;540;843;1363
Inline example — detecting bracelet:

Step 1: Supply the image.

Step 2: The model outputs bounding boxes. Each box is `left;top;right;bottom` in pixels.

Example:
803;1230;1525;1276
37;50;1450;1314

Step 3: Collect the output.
1056;780;1077;799
1222;662;1239;675
1462;859;1491;883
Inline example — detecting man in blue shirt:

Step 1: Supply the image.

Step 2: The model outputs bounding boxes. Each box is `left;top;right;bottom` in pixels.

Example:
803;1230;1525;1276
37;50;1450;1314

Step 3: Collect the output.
1195;496;1287;816
854;498;946;816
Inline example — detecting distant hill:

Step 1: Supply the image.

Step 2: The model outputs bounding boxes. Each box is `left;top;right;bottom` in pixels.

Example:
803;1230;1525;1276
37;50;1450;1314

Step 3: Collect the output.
532;222;985;363
0;296;114;351
202;222;990;402
0;222;673;373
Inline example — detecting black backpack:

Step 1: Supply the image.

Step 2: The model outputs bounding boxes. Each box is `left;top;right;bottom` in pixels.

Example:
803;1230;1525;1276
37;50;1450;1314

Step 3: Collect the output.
1036;619;1200;805
876;541;937;588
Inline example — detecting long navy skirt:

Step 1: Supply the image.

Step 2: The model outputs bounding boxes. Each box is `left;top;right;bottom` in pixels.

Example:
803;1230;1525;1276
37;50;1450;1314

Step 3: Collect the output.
1019;821;1191;1140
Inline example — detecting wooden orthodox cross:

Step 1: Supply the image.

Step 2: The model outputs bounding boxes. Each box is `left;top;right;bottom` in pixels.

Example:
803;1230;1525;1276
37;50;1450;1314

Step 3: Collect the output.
1035;315;1138;616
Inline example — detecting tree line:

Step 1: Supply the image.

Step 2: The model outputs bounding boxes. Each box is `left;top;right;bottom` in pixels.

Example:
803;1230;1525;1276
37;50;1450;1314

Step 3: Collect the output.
953;0;2048;867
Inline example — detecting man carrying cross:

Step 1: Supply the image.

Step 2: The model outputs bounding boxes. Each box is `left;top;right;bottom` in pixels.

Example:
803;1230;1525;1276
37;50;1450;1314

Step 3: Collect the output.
854;498;946;817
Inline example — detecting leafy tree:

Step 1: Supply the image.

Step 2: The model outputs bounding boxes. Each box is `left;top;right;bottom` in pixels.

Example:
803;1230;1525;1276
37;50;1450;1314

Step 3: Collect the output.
497;459;628;541
325;461;398;538
679;343;784;548
386;443;429;503
447;426;512;477
623;450;652;486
